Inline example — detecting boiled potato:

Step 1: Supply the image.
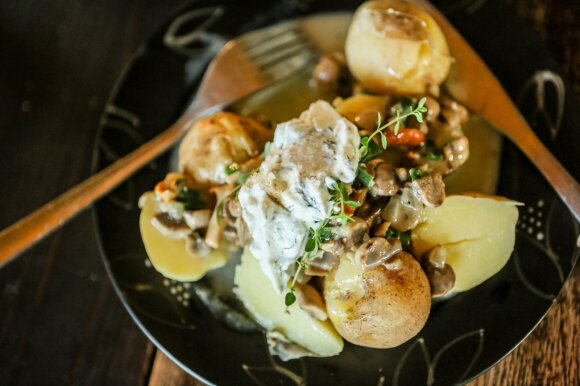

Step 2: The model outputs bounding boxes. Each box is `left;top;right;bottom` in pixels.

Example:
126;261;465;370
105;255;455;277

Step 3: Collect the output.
345;0;452;95
234;251;344;357
412;195;520;292
139;193;228;281
179;112;271;189
334;94;389;130
324;252;431;349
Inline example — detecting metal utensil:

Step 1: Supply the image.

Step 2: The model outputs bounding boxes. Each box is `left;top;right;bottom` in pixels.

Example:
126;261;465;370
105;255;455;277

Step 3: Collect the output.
0;22;316;267
414;0;580;222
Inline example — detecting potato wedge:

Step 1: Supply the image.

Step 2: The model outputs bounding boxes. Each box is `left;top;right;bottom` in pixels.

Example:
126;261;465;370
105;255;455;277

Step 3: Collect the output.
412;195;520;292
234;251;344;357
324;252;431;349
139;193;228;281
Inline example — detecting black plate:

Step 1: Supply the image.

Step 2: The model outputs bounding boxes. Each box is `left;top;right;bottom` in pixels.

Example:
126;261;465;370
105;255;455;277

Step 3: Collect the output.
93;0;579;385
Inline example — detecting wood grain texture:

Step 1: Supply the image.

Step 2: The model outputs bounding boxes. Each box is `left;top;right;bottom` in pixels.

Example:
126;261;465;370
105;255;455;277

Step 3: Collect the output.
0;0;577;386
0;0;182;384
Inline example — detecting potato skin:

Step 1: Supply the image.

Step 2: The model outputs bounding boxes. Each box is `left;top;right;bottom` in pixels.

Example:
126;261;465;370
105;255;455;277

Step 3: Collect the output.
324;251;430;348
345;0;451;95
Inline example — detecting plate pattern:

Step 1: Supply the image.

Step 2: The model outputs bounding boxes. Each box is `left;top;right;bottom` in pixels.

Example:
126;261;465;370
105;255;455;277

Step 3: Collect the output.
93;1;579;385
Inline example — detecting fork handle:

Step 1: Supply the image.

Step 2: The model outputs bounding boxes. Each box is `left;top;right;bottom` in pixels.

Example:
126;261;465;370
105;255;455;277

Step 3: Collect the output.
508;126;580;223
0;115;194;268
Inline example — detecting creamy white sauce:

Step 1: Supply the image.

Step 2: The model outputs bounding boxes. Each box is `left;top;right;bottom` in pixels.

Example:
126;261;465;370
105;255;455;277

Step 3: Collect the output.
238;101;360;292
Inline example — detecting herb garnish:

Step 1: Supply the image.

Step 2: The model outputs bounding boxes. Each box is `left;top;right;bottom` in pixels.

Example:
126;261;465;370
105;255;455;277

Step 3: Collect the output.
285;182;360;307
359;97;428;161
386;228;411;251
409;168;428;181
175;179;204;210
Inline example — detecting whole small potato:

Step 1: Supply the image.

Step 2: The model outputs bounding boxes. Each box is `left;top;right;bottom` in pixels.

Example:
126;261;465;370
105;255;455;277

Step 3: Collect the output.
324;251;431;348
345;0;452;95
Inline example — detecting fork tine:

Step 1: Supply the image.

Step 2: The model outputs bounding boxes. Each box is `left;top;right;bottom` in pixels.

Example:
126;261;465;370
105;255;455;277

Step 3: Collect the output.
235;21;299;49
260;48;318;82
252;40;314;68
244;29;308;59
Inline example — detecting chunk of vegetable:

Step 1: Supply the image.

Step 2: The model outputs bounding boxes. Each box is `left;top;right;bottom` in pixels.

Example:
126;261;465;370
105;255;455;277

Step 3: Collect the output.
345;0;452;95
234;251;344;358
324;252;431;348
412;194;520;291
139;193;228;281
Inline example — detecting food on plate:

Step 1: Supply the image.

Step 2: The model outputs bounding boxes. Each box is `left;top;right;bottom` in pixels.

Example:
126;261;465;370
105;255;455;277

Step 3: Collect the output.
324;251;430;348
137;0;519;361
179;111;271;189
235;251;344;359
139;191;228;282
412;194;520;292
345;0;452;95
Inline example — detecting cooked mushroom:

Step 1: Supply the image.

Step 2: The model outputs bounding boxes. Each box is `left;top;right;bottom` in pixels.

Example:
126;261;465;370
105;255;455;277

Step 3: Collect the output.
355;237;403;269
411;173;445;208
422;246;455;297
441;97;469;129
205;184;235;249
424;97;441;122
295;284;328;321
373;221;391;237
356;202;383;227
369;162;399;197
335;216;369;251
185;231;213;258
151;213;190;239
313;54;343;93
182;209;211;231
266;331;315;361
381;187;423;232
443;136;470;172
305;251;339;276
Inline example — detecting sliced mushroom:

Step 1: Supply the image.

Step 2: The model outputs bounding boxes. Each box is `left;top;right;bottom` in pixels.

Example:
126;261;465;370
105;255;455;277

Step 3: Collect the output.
205;184;235;249
411;173;446;208
369;162;399;197
381;187;423;232
295;284;328;321
373;221;391;237
441;97;469;129
356;202;383;227
424;97;441;122
266;331;315;361
422;246;455;297
305;251;339;276
185;231;213;258
313;54;342;93
355;237;403;269
182;209;211;231
151;213;190;239
443;135;470;172
335;216;369;251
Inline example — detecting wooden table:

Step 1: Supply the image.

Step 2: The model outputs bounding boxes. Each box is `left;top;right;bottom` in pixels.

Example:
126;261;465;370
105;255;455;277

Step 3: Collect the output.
0;0;577;385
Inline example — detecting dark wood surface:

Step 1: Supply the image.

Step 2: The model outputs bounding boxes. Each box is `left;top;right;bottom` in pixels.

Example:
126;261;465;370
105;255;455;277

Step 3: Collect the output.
0;1;577;385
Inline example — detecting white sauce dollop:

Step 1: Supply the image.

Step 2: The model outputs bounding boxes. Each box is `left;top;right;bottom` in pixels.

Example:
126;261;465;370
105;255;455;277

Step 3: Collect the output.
238;101;360;292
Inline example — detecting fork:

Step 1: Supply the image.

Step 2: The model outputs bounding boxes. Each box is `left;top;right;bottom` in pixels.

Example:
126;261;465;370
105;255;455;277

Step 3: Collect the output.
413;0;580;223
0;21;317;266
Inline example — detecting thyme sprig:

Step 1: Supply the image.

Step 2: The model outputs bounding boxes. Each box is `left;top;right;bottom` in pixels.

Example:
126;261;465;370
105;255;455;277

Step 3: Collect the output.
285;182;360;307
359;97;428;161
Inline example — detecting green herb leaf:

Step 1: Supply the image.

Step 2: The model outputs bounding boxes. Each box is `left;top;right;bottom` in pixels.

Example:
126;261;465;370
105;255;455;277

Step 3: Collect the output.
409;168;427;181
357;166;374;188
175;180;204;210
305;237;317;253
224;163;240;176
285;291;296;307
344;200;361;208
262;141;272;158
380;132;387;149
